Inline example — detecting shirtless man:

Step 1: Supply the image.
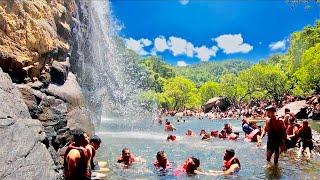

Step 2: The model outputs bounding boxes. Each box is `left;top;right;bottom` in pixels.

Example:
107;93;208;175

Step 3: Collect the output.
117;148;136;166
64;129;91;180
261;105;287;166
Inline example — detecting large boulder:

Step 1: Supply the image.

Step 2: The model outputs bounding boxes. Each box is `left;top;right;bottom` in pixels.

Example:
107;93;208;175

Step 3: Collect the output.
277;100;308;118
0;68;30;119
67;107;94;137
50;60;70;85
46;72;84;108
0;118;58;180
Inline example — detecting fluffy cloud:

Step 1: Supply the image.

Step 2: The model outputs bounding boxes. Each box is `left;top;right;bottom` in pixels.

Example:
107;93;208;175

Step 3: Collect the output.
179;0;189;5
125;37;152;55
269;39;287;51
177;60;188;67
168;36;194;57
194;46;218;61
153;36;169;53
214;34;253;54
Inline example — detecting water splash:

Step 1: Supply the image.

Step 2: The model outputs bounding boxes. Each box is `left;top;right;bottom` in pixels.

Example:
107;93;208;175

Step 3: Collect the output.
72;0;157;126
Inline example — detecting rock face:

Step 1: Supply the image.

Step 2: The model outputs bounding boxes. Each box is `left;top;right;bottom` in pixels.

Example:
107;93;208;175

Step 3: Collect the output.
277;100;308;118
0;0;73;83
0;69;59;179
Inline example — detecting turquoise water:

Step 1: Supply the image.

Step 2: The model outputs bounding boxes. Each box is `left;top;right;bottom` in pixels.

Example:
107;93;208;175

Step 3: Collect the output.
96;117;320;179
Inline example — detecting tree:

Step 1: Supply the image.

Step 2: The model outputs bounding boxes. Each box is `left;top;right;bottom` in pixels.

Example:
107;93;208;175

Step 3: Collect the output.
199;81;221;104
161;76;200;110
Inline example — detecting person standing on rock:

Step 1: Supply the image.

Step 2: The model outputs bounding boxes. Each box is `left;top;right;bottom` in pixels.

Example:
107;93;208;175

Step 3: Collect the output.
261;105;287;167
64;128;91;180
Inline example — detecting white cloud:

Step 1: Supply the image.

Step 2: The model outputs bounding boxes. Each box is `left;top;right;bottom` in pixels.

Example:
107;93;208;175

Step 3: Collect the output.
194;46;218;61
179;0;189;5
125;37;152;55
152;36;169;54
214;34;253;54
177;60;188;67
141;38;152;47
167;36;194;57
269;39;287;51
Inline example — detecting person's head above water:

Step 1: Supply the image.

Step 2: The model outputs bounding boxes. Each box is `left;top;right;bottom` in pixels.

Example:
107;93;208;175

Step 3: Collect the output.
184;157;200;174
167;134;176;141
90;135;101;150
303;119;309;127
224;149;235;160
73;128;89;147
156;151;168;168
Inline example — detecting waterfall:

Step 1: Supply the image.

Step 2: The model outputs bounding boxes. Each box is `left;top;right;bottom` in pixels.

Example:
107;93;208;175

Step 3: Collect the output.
71;0;157;127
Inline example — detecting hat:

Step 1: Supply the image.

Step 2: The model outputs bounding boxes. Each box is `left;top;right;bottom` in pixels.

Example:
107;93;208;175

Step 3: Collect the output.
265;105;276;112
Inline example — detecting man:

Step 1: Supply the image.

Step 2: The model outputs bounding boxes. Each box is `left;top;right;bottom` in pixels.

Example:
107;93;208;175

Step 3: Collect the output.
164;121;176;131
242;119;254;135
117;148;136;166
154;151;171;170
297;120;313;158
64;128;91;180
261;105;287;166
223;149;241;174
181;157;201;174
223;123;233;134
89;135;102;170
206;149;240;176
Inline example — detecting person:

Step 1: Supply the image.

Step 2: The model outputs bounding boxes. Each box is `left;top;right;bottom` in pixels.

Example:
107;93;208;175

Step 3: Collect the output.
199;129;207;137
242;119;254;135
227;132;239;140
223;123;233;134
245;126;262;145
201;133;212;140
223;149;241;174
210;130;219;137
164;121;176;131
167;134;177;141
117;148;136;166
218;129;227;139
180;157;201;174
297;120;313;158
260;105;287;166
88;135;109;179
185;129;195;136
154;151;171;170
64;128;91;180
207;149;240;175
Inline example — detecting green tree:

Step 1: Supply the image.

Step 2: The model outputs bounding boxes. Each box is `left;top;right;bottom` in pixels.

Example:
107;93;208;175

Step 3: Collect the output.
161;76;200;110
199;81;221;104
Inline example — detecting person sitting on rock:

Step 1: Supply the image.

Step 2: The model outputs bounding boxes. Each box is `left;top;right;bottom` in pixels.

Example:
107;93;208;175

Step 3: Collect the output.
64;128;91;180
154;151;171;170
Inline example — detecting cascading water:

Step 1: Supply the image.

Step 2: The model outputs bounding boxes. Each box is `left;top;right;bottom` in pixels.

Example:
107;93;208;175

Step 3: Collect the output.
72;0;157;127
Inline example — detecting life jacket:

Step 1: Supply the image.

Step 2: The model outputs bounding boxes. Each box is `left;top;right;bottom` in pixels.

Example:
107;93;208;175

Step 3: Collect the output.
211;130;219;137
223;157;240;170
64;143;91;179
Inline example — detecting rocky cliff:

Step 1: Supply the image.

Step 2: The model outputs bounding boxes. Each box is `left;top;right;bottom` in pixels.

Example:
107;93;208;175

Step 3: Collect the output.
0;0;95;179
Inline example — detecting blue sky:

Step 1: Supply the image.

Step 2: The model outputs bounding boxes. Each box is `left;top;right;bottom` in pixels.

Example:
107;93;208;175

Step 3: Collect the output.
110;0;319;66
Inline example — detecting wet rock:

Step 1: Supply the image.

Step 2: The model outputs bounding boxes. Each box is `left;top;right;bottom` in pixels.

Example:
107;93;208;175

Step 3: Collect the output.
47;72;84;108
50;60;70;85
67;107;94;137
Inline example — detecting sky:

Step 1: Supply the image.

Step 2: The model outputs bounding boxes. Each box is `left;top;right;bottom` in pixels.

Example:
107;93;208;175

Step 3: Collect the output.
110;0;320;66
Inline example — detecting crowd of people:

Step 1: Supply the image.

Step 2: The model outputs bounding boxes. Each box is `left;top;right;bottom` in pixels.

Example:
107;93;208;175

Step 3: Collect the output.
63;105;315;179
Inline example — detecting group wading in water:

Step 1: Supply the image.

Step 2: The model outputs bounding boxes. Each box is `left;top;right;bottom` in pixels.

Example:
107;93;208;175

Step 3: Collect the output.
63;105;315;179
